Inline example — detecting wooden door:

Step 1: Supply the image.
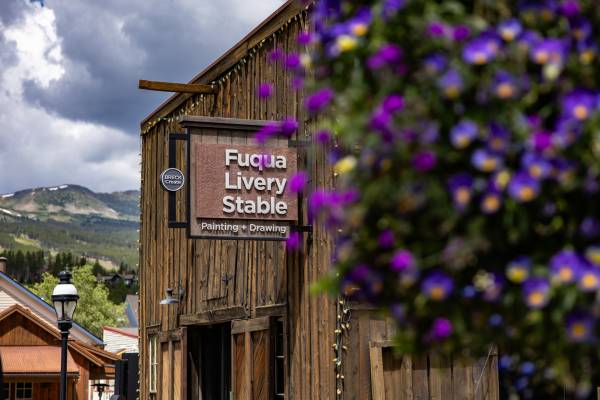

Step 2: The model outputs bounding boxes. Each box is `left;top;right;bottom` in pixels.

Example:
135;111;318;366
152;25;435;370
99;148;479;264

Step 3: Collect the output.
231;317;273;400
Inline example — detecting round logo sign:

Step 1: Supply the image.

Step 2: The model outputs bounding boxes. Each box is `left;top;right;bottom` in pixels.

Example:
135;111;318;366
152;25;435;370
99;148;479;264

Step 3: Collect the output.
160;168;185;192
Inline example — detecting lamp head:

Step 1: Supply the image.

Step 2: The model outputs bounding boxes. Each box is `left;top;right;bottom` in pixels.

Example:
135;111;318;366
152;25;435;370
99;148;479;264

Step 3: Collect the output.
52;270;79;323
160;287;181;305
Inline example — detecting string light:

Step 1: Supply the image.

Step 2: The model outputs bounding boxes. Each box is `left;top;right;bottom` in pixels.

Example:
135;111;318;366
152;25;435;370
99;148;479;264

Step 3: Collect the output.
140;10;309;135
334;296;351;399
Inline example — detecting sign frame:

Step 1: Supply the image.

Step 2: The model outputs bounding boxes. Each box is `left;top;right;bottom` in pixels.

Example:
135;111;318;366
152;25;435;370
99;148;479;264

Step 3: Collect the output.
180;116;300;241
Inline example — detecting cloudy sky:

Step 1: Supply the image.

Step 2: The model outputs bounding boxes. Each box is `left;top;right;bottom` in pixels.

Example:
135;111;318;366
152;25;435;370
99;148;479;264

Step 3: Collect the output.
0;0;284;194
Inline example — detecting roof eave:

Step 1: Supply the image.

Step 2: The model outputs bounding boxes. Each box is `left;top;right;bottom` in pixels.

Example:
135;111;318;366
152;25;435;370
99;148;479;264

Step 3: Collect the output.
140;0;308;132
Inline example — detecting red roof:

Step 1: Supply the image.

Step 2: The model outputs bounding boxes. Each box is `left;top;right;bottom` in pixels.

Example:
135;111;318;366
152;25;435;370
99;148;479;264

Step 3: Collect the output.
103;326;138;339
0;346;78;375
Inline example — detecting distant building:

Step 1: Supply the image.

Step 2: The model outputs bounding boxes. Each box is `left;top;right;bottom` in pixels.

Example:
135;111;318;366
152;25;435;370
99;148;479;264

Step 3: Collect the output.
0;258;118;400
102;326;138;354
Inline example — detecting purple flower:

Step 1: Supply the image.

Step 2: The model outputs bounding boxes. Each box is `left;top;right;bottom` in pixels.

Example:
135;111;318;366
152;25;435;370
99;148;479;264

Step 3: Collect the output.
382;0;406;19
430;318;453;340
367;44;403;69
487;123;510;153
452;25;471;41
580;217;600;239
412;150;437;172
286;231;302;250
349;263;370;282
462;34;500;65
553;117;581;148
382;94;404;112
471;148;503;172
566;312;594;343
254;122;280;144
423;53;447;74
289;171;308;193
268;48;283;63
308;190;330;217
552;158;577;185
530;38;566;65
450;120;478;148
349;7;372;36
291;76;304;90
506;257;531;283
480;189;502;214
562;89;596;121
390;304;406;321
448;173;473;209
560;0;581;17
378;229;395;248
315;130;332;144
550;250;582;283
390;249;415;272
427;21;448;38
438;69;463;99
284;52;301;69
421;271;454;301
521;153;552;179
498;19;522;41
305;88;334;113
280;117;298;136
578;268;600;292
529;130;554;153
508;173;540;202
522;278;550;309
493;71;519;99
297;31;312;45
518;30;542;51
570;17;592;41
257;83;273;99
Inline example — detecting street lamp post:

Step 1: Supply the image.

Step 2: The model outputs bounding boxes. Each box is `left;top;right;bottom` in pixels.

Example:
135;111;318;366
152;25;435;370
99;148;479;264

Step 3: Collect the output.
52;271;79;400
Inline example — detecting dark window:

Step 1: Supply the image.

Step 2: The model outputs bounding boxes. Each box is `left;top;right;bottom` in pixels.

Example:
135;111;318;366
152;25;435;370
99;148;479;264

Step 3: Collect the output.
16;382;33;400
2;383;9;400
188;323;231;400
273;317;285;398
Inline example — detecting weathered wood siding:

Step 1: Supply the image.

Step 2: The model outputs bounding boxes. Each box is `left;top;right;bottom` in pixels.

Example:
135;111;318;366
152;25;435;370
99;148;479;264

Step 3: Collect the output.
139;4;338;400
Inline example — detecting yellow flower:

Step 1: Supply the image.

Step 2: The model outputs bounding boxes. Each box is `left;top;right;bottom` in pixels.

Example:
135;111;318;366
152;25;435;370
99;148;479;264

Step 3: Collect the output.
334;156;357;175
336;35;358;52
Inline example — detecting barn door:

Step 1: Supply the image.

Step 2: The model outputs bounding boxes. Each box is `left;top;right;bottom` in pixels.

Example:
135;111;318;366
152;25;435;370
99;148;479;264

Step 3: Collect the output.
231;317;273;400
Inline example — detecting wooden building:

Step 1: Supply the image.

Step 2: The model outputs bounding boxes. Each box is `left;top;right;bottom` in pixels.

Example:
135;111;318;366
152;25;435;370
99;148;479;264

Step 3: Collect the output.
0;261;118;400
139;1;499;399
0;304;118;400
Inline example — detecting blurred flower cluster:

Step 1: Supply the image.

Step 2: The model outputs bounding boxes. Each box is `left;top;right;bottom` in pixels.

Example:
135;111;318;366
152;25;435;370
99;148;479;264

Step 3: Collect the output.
259;0;600;397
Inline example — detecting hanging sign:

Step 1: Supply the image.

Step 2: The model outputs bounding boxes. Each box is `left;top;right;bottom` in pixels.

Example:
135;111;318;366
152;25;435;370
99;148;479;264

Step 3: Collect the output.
180;116;298;240
160;168;185;192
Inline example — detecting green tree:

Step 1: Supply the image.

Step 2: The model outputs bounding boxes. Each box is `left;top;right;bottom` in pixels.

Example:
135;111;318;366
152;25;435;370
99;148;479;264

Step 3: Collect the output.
30;265;125;337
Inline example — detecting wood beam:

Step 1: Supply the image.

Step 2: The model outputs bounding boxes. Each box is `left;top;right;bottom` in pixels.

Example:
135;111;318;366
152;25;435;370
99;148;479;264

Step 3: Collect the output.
138;79;216;94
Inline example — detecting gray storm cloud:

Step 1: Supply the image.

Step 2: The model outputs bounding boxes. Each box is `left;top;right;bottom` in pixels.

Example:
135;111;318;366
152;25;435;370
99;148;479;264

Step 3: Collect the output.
0;0;284;193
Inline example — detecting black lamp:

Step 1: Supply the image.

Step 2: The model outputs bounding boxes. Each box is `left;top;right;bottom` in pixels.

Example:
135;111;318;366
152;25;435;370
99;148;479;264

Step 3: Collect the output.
52;271;79;400
91;381;110;400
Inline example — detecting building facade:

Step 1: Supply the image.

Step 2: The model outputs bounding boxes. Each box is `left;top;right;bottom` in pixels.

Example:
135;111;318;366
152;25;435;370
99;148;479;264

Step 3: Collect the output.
138;2;499;400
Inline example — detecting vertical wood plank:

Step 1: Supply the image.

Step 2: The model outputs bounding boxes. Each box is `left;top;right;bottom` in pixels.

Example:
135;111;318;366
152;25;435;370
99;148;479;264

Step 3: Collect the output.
369;344;385;400
429;353;453;400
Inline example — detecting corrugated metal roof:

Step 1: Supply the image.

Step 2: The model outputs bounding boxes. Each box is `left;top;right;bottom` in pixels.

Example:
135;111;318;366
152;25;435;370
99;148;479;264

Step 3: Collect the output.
0;346;79;374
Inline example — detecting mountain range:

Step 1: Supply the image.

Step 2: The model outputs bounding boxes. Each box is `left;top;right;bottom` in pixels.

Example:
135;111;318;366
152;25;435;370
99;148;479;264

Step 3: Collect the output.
0;185;139;269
